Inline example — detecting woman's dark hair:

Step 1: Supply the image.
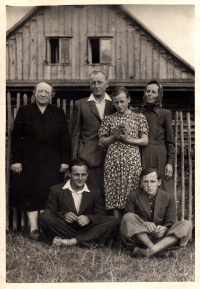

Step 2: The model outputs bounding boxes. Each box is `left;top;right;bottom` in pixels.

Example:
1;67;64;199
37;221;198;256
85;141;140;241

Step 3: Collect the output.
68;159;90;172
111;86;130;99
140;167;161;180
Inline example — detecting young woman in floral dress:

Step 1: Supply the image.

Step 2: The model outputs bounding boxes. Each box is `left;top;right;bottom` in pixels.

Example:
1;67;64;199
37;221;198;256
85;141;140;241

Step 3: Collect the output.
98;87;149;221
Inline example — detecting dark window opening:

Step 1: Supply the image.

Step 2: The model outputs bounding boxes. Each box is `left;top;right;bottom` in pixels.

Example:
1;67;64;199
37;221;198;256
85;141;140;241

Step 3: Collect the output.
49;39;59;64
90;39;100;63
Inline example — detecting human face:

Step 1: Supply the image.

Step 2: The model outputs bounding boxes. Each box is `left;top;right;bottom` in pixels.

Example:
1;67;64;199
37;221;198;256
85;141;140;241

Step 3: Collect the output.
68;165;89;192
112;92;130;114
144;84;159;104
89;73;108;99
35;82;52;106
141;172;161;196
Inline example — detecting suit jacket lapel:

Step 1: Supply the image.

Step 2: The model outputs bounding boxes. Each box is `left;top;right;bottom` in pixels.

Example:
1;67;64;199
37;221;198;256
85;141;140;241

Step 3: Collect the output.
78;191;91;215
153;189;165;220
138;189;151;219
62;189;77;214
104;99;113;117
88;101;101;120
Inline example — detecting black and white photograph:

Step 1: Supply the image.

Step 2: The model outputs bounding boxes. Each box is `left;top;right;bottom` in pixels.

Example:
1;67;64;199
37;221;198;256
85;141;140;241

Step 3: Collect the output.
2;0;198;285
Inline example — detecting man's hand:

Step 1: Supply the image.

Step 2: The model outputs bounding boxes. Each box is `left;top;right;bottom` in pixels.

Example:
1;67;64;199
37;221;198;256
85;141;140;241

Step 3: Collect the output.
164;164;173;180
77;215;90;227
59;164;69;173
11;163;22;174
64;212;78;223
153;225;168;238
143;221;157;233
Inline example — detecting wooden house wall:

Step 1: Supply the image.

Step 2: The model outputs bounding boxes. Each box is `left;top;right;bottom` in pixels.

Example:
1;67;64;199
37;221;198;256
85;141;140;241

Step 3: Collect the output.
6;5;194;82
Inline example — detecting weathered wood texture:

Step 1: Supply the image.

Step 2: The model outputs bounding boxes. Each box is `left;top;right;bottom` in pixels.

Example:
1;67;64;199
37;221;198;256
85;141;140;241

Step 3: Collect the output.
6;5;194;82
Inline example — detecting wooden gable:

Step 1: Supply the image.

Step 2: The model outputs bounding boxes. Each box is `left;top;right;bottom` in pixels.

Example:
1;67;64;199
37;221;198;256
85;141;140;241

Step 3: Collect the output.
6;5;194;88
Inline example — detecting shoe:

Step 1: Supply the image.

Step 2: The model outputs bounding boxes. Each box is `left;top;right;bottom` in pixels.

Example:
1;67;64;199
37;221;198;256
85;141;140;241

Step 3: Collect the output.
154;250;178;258
131;247;151;258
29;229;41;241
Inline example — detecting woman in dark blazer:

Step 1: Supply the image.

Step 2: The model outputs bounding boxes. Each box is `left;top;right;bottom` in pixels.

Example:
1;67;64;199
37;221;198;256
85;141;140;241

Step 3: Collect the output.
140;80;174;193
11;81;71;240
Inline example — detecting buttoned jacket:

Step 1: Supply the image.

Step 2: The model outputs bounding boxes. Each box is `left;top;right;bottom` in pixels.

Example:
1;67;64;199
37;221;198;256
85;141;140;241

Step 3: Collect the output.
71;97;114;166
124;188;176;227
45;182;107;224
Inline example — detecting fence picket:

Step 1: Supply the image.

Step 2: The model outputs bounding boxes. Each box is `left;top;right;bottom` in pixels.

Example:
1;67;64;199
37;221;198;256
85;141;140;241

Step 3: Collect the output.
187;113;193;222
23;94;27;105
173;111;179;217
180;111;185;220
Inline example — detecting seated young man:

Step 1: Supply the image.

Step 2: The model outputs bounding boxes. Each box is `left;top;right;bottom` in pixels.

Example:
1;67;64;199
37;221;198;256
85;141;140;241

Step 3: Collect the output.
39;159;118;247
120;167;192;258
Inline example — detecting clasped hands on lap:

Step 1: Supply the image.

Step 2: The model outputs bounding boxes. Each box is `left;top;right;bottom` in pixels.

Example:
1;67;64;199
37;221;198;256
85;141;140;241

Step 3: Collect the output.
64;212;90;226
143;221;168;238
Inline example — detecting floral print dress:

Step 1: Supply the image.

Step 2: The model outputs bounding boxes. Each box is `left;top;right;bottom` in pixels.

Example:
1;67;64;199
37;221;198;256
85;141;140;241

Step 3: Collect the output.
99;112;149;210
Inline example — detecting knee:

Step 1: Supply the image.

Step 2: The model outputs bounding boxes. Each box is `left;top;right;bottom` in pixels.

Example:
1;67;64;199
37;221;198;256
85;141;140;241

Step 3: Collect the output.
121;213;137;223
181;220;193;230
39;210;54;226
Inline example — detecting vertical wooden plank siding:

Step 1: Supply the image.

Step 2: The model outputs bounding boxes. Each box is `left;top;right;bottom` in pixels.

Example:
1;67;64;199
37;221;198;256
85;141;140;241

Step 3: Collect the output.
37;10;45;79
180;111;185;220
134;28;140;79
29;19;37;79
79;7;87;79
9;38;16;80
43;7;51;80
146;39;153;79
187;113;193;221
16;31;23;79
140;34;146;79
23;25;30;80
6;43;9;79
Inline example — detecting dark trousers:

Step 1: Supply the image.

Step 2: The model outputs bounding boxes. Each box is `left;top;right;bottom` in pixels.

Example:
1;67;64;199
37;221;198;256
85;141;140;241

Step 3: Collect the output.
39;211;118;248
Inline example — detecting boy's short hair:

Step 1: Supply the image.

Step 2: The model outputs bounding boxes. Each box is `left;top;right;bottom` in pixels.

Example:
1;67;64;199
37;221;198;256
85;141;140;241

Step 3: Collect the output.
140;167;161;180
68;159;90;172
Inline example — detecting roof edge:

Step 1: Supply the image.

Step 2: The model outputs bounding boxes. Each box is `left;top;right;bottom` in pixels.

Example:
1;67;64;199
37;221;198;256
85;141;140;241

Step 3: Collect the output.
6;6;40;38
120;5;194;72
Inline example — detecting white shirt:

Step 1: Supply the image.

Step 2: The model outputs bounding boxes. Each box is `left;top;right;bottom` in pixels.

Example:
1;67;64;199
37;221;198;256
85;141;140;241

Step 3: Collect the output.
87;93;112;120
62;180;90;214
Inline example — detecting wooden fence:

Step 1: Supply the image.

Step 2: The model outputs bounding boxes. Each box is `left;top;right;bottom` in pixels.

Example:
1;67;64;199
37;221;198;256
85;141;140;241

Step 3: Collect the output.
6;92;194;231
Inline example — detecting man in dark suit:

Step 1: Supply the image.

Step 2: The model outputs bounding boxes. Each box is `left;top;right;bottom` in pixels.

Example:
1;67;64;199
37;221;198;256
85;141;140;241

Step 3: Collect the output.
120;167;192;258
39;159;118;247
71;71;114;195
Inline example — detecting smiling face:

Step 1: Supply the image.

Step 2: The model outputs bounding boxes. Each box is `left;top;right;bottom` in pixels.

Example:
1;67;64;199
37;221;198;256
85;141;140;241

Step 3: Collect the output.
89;72;108;99
112;92;130;114
68;165;89;192
141;172;161;197
144;83;159;104
35;82;52;106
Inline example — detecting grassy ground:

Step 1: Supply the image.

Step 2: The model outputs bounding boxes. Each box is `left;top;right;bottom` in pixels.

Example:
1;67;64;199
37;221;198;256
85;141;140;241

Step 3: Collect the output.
6;231;195;283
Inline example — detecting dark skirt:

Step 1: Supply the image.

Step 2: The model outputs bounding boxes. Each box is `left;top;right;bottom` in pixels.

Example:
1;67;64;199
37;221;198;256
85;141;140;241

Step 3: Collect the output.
10;160;63;211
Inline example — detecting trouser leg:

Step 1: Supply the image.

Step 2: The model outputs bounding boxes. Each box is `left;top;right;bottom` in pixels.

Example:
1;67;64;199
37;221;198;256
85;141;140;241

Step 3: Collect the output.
39;211;79;240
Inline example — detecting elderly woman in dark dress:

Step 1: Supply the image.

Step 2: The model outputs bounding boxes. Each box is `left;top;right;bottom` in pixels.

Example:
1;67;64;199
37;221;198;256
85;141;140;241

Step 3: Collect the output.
11;81;71;240
140;80;174;193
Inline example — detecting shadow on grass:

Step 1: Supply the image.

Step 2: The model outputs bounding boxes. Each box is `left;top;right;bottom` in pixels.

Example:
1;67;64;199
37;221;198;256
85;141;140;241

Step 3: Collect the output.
6;231;195;282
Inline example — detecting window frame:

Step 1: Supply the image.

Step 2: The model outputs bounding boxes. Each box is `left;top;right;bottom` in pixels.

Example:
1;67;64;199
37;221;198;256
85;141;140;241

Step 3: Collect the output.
46;37;72;65
88;37;113;65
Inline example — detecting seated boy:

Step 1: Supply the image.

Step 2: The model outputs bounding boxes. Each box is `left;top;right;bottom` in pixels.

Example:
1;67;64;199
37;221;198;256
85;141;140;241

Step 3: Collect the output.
39;158;118;247
120;167;193;258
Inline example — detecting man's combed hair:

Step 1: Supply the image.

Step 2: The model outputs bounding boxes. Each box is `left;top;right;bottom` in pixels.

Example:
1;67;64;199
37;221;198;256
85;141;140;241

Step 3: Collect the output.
89;70;108;81
69;159;90;172
140;167;161;180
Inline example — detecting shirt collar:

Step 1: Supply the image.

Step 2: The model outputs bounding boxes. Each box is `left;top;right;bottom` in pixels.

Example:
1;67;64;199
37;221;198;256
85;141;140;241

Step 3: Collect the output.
87;93;111;104
62;180;90;194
